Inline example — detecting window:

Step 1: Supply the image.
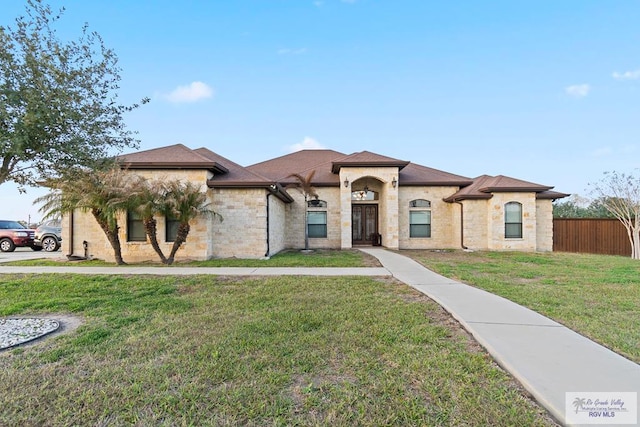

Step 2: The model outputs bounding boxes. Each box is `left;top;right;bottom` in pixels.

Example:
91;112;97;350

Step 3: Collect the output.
352;190;378;201
505;202;523;238
166;214;180;242
127;211;146;242
409;199;431;238
307;200;327;238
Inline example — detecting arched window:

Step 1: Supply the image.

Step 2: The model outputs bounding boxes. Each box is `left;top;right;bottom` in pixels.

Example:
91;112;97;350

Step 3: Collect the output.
409;199;431;238
505;202;522;238
307;200;327;238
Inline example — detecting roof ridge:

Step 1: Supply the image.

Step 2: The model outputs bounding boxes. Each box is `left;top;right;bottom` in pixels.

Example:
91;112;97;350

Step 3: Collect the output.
247;149;346;168
195;147;273;182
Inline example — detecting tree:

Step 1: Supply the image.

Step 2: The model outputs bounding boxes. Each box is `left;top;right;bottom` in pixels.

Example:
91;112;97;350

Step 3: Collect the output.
590;170;640;259
36;166;136;265
127;177;168;264
286;171;318;251
163;180;221;265
553;194;616;218
0;0;148;190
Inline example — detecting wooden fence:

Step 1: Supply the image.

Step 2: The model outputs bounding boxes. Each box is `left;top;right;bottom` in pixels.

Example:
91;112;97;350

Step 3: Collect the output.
553;218;631;256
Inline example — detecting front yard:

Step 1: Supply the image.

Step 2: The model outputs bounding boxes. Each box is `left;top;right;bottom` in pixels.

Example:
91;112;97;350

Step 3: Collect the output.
403;250;640;364
0;274;555;426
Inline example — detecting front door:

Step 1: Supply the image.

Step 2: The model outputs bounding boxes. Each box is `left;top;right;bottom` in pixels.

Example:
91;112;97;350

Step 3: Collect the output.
352;204;378;245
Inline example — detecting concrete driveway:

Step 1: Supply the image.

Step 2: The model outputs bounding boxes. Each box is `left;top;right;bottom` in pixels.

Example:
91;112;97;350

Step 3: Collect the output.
0;247;64;263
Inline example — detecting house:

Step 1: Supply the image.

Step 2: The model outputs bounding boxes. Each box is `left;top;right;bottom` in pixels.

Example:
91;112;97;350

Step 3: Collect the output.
62;144;568;262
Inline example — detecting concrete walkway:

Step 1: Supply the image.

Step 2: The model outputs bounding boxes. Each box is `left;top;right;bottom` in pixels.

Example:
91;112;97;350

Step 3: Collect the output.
360;248;640;426
1;248;639;425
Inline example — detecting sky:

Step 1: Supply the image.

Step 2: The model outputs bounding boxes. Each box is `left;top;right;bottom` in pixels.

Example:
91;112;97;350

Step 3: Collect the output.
2;0;640;223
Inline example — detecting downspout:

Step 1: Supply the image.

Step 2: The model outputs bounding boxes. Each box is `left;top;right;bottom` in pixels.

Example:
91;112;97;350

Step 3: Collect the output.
454;200;468;250
265;192;272;258
67;210;74;258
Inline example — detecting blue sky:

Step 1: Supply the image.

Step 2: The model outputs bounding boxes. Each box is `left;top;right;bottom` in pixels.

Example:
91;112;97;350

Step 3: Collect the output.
2;0;640;223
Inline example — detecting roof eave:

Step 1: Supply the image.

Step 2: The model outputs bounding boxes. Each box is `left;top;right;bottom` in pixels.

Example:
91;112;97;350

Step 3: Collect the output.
444;194;493;203
331;161;411;174
121;162;229;174
478;186;553;193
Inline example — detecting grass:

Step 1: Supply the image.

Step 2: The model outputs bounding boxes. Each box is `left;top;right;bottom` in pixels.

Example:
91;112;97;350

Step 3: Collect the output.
402;250;640;363
0;274;556;426
4;249;379;268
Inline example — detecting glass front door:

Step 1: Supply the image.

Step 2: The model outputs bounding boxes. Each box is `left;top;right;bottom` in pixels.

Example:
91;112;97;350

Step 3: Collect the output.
352;204;378;245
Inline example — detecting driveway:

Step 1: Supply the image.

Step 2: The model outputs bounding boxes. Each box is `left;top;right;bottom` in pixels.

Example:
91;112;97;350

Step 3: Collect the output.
0;247;64;263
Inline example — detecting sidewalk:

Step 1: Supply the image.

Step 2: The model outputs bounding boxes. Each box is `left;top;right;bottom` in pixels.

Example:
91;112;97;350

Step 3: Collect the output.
2;248;639;425
360;248;640;426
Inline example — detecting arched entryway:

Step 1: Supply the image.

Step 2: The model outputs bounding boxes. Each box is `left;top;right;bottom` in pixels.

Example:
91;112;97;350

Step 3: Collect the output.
350;178;381;246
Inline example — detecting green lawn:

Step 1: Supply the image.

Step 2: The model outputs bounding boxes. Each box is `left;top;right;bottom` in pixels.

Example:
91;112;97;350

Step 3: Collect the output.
5;249;379;268
0;274;555;426
402;250;640;364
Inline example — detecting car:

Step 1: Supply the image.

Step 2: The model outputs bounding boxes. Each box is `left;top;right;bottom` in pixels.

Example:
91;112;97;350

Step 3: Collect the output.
0;220;37;252
33;219;62;252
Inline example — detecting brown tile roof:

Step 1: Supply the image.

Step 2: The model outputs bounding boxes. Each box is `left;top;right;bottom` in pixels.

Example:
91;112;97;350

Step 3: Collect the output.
116;145;567;200
444;175;559;202
399;163;473;187
330;151;410;173
117;144;228;174
247;150;468;187
196;148;294;202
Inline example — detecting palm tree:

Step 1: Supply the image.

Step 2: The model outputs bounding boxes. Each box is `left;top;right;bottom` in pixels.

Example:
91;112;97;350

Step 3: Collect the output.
37;166;135;265
163;180;221;265
286;170;318;251
126;177;168;264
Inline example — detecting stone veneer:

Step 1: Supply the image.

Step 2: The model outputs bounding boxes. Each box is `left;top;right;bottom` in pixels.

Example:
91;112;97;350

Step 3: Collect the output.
339;167;399;249
398;186;461;249
61;166;556;261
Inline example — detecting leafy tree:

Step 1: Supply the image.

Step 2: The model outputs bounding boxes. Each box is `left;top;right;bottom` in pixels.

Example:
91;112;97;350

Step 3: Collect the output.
553;195;617;218
36;166;136;265
163;180;221;265
590;170;640;259
286;171;318;251
0;0;148;190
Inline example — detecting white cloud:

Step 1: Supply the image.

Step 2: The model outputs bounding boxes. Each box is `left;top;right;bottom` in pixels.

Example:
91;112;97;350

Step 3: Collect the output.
565;84;590;98
277;47;307;55
288;137;326;152
165;81;214;103
612;69;640;80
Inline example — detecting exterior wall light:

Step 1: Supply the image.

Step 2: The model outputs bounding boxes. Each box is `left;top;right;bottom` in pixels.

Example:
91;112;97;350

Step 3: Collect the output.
344;179;349;188
392;177;397;188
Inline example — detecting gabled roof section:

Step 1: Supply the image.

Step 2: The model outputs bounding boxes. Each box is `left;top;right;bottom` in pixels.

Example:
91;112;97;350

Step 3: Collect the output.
399;163;473;187
117;144;229;174
197;148;294;203
444;175;557;202
331;151;410;173
247;150;347;181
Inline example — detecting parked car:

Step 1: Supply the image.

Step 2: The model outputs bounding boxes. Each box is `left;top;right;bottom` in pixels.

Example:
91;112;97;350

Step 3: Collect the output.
33;219;62;252
0;220;37;252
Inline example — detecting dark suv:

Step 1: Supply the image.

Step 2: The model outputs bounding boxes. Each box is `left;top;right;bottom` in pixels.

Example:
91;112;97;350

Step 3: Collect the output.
0;220;37;252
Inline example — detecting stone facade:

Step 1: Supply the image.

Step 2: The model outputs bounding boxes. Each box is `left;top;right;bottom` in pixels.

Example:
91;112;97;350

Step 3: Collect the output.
62;149;561;262
210;188;268;259
535;199;554;252
399;186;461;249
